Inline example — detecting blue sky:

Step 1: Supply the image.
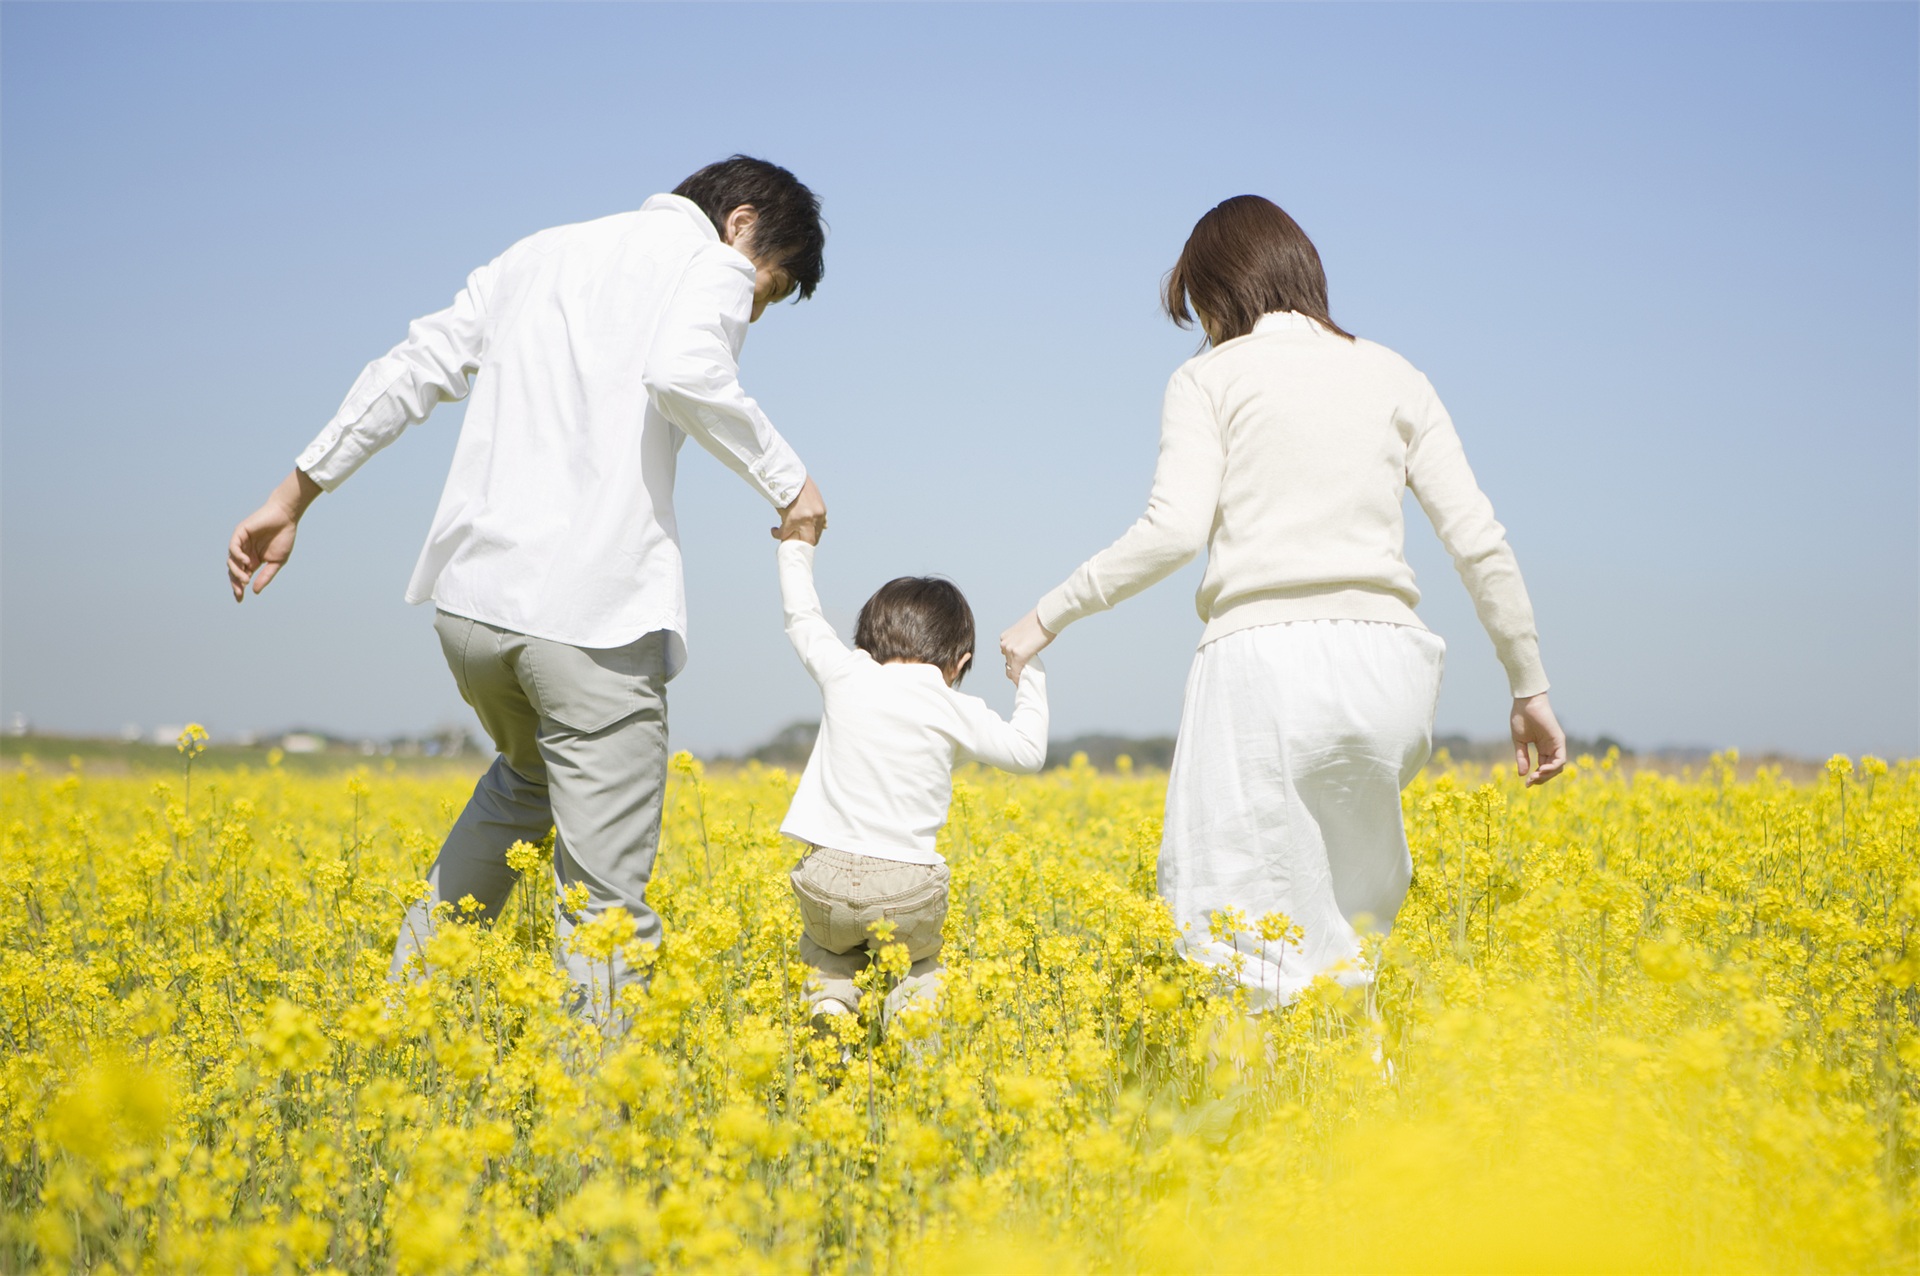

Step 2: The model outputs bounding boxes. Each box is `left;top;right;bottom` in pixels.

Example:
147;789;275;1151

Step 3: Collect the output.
3;2;1915;759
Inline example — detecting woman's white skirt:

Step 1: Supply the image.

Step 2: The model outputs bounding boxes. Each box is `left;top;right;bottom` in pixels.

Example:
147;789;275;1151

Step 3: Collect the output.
1161;619;1445;1008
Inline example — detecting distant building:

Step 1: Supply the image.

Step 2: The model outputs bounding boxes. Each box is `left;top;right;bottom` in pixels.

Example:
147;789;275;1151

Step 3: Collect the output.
269;727;473;757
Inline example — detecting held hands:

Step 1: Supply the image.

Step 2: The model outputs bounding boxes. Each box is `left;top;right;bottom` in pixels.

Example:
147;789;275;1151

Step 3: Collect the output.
1510;692;1568;787
772;476;827;546
998;609;1055;684
227;469;321;602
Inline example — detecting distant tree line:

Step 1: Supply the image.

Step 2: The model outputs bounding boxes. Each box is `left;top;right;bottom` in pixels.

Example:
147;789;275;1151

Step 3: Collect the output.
716;722;1639;774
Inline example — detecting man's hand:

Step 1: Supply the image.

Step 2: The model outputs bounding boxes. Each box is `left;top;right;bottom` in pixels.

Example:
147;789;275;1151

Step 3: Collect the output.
228;469;322;602
1510;692;1568;787
772;476;827;545
998;609;1056;684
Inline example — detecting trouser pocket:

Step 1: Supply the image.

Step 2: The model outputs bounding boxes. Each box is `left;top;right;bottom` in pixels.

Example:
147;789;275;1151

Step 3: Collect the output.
791;853;949;958
790;864;859;952
433;612;478;707
882;885;950;963
524;631;670;734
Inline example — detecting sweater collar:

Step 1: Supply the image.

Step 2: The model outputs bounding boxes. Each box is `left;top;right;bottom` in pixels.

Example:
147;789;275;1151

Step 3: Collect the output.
1252;310;1325;336
641;192;721;242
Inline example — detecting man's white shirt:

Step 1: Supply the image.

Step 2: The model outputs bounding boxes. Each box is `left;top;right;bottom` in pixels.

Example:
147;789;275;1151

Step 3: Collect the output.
295;193;808;670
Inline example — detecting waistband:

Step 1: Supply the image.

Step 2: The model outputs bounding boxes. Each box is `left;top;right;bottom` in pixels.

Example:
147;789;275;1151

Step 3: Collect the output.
1201;586;1424;648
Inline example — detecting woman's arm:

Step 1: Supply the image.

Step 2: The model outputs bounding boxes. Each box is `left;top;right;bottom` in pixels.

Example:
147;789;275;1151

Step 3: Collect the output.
1404;375;1564;785
1404;377;1548;699
1001;368;1224;679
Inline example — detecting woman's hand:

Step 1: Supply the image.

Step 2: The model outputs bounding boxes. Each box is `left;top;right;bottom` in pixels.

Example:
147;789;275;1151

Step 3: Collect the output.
1510;693;1567;787
998;610;1055;684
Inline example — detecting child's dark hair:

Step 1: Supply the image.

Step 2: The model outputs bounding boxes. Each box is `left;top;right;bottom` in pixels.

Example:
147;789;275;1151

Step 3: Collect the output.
855;577;975;685
672;154;826;300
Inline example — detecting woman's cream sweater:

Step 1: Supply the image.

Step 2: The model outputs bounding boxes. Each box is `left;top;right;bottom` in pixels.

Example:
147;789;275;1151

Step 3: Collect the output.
1037;311;1549;698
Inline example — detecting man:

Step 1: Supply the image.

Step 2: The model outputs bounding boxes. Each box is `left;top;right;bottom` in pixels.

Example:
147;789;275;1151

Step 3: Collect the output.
226;155;829;1016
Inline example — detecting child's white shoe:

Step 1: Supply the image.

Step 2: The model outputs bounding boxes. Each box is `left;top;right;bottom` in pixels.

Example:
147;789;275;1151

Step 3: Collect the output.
1370;1033;1397;1085
809;998;853;1033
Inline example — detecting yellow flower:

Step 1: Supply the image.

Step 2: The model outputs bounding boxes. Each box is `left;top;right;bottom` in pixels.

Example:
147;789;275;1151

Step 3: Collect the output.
3;741;1912;1272
422;921;481;978
1255;910;1304;946
1635;931;1697;983
40;1057;173;1169
996;1073;1052;1114
505;839;548;875
571;906;637;962
249;997;332;1074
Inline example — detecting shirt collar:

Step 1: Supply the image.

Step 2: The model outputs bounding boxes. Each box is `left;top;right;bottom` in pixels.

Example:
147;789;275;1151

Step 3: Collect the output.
641;192;721;242
884;660;952;685
1252;310;1325;336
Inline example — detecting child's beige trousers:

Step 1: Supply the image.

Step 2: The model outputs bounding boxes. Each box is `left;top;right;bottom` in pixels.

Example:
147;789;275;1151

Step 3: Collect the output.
789;847;948;1022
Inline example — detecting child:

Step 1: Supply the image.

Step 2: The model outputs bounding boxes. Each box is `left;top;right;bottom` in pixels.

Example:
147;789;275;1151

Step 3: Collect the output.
774;534;1048;1027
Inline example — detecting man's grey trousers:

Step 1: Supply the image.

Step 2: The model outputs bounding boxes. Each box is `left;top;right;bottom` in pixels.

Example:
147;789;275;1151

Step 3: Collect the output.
388;611;670;1013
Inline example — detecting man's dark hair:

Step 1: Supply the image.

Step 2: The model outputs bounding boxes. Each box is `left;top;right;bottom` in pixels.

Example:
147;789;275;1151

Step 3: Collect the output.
1163;195;1354;345
854;576;975;685
672;155;826;300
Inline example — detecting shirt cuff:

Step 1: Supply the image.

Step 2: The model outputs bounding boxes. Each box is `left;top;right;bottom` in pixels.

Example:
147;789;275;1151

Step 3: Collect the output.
294;423;359;492
1037;577;1098;637
1501;637;1550;700
754;437;808;509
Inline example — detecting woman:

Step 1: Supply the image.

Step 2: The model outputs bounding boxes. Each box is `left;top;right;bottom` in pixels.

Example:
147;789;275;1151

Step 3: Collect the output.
999;196;1566;1008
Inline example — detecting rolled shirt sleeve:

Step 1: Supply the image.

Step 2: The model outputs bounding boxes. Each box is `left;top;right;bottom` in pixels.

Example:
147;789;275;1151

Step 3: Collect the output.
295;263;495;491
641;247;808;510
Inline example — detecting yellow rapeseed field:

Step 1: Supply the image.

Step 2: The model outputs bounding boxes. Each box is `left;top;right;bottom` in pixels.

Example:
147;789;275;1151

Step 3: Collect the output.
1;740;1914;1273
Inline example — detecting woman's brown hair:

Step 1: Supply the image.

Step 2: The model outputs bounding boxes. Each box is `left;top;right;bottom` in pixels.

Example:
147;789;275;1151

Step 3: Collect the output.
1162;195;1354;345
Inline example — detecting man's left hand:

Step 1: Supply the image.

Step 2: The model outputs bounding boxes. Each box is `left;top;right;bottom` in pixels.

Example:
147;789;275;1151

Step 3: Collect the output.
773;476;827;545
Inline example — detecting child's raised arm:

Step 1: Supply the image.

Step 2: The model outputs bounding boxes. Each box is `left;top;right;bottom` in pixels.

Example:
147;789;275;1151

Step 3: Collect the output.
955;660;1049;774
777;540;854;684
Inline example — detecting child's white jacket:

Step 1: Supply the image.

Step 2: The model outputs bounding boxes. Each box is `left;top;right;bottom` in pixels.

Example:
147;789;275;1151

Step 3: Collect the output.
776;541;1048;865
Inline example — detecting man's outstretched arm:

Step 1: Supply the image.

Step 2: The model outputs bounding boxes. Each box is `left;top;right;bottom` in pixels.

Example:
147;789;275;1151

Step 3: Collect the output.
228;468;322;601
226;261;495;602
